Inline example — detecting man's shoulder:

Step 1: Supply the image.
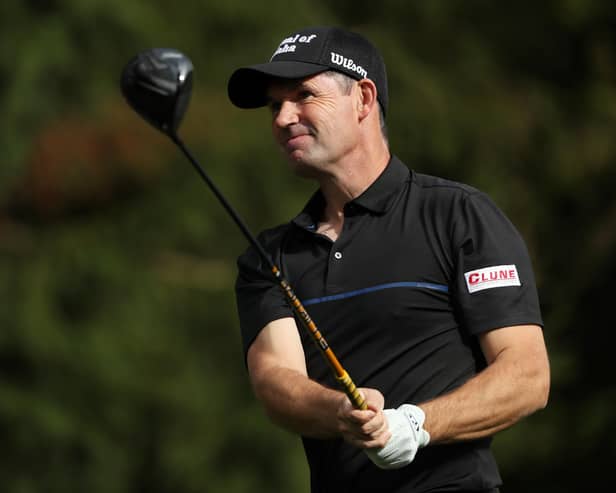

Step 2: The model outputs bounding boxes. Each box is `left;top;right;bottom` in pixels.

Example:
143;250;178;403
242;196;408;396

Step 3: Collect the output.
236;221;295;270
256;221;295;245
411;171;480;198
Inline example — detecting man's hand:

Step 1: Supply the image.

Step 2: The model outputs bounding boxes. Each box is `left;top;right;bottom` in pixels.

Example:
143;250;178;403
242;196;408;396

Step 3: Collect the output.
336;388;391;449
365;404;431;469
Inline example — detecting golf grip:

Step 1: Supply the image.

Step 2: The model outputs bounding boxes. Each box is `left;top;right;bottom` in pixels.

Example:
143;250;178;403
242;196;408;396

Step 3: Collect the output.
171;135;367;411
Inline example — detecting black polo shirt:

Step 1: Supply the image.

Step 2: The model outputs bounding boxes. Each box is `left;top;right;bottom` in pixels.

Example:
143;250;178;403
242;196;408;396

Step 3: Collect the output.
235;155;542;493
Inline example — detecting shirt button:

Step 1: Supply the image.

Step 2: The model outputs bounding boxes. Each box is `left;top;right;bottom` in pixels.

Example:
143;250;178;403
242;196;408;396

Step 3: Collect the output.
334;251;343;260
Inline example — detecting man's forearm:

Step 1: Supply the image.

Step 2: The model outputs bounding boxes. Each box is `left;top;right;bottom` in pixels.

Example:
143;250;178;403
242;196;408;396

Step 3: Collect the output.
252;365;346;438
420;334;550;443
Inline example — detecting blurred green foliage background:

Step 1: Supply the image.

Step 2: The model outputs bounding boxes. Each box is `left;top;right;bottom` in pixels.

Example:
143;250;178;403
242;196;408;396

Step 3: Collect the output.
0;0;614;491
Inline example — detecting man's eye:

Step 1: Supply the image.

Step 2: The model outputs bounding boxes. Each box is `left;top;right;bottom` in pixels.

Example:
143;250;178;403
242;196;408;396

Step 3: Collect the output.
299;91;313;100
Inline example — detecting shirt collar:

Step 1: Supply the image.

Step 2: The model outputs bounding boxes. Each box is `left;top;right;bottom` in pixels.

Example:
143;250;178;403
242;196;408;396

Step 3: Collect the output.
352;155;410;213
292;155;410;229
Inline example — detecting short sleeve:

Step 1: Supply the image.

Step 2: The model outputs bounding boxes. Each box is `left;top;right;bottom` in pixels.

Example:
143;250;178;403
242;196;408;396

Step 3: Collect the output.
234;234;294;358
452;192;543;334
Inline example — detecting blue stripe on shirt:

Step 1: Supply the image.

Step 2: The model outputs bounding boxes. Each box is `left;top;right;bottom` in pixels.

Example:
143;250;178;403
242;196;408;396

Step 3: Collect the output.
301;281;449;306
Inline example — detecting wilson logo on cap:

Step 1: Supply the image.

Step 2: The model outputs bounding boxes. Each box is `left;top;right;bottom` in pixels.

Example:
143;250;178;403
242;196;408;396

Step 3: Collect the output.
330;52;368;78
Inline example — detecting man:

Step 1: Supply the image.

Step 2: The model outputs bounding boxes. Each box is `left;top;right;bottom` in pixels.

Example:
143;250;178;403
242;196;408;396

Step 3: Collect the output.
228;26;550;492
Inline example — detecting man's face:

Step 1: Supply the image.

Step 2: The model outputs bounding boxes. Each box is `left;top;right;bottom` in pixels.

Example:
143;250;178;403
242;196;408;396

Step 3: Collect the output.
266;72;359;177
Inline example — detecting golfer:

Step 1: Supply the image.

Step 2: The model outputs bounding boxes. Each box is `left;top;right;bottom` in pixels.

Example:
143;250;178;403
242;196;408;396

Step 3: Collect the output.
228;26;550;493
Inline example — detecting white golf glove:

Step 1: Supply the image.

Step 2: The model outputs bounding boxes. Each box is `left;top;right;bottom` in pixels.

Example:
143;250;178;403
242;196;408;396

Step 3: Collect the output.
365;404;430;469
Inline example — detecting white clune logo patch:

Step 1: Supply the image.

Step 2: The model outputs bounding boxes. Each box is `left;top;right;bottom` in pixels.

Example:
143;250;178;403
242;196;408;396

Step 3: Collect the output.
464;265;521;293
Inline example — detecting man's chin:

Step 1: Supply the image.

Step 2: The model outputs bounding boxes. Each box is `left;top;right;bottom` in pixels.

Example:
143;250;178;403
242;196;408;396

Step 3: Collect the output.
285;154;320;179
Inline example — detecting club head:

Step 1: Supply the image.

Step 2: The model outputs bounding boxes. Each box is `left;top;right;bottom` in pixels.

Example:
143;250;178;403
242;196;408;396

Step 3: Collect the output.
120;48;193;137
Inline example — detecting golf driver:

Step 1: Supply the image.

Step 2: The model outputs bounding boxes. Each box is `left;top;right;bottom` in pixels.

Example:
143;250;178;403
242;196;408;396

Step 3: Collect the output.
120;48;367;410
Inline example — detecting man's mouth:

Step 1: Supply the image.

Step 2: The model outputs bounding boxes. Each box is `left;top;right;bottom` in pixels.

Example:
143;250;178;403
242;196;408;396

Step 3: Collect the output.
283;131;312;152
286;134;309;146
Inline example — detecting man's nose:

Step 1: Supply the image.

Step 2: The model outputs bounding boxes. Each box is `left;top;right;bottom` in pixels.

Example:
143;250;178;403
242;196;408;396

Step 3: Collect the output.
274;100;300;128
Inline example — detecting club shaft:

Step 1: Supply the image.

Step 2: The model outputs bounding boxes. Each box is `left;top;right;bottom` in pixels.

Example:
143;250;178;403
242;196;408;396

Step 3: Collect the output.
171;135;366;410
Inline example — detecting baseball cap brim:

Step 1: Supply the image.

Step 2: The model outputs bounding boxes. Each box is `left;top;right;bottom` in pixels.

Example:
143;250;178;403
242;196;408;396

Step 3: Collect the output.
228;61;329;109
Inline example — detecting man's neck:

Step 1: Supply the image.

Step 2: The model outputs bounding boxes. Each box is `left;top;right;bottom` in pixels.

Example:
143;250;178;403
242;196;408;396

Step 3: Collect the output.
316;144;390;241
320;145;390;211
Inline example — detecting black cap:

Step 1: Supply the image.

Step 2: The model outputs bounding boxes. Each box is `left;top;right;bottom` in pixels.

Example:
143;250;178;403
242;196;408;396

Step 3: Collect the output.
228;26;388;116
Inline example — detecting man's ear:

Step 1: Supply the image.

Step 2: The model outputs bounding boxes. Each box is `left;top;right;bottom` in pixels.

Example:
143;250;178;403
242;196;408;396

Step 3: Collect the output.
356;79;378;121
